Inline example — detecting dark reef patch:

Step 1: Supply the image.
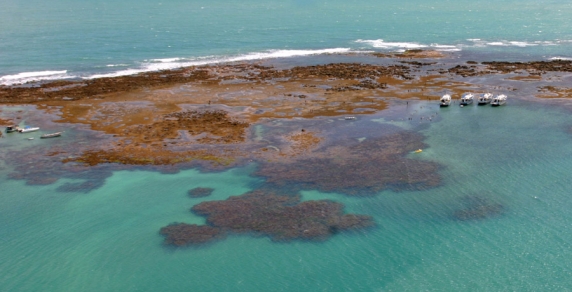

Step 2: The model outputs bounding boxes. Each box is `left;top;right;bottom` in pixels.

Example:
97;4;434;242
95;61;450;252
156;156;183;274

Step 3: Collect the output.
255;132;441;196
160;190;374;246
483;60;572;73
160;224;226;246
56;179;106;193
452;195;504;221
188;187;214;198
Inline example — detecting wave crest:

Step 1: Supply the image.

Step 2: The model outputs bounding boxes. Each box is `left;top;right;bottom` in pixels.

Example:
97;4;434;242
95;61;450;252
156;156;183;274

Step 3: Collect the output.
0;70;76;86
86;48;352;79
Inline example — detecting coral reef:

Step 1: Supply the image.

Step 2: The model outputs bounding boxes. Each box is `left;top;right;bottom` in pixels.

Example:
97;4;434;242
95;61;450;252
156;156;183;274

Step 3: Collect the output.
160;224;225;246
372;49;446;59
188;187;214;198
452;196;504;221
483;60;572;73
159;190;374;246
0;117;12;125
0;63;413;103
129;110;249;144
56;180;105;193
256;132;441;196
62;147;237;167
0;69;212;103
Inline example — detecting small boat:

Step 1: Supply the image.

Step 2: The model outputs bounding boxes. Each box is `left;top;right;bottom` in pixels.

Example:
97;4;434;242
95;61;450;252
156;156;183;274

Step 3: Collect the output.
414;149;423;153
18;126;40;133
344;116;356;120
477;93;493;105
5;125;19;133
491;94;507;106
40;132;62;139
460;93;474;105
440;94;451;107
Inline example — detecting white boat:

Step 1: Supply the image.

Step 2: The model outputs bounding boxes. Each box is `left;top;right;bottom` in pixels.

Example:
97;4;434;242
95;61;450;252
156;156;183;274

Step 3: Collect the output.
440;94;451;107
40;132;62;139
491;94;507;106
18;126;40;133
460;93;474;105
477;93;493;105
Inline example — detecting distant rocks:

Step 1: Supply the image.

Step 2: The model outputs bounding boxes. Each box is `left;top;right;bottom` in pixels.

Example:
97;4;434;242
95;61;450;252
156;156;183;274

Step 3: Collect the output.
483;60;572;73
445;60;572;77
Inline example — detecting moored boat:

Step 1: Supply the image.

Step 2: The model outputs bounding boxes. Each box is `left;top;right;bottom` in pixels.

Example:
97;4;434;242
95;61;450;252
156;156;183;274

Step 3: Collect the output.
440;94;452;107
6;125;19;133
40;132;63;139
477;93;493;105
18;126;40;133
491;94;507;106
460;93;474;105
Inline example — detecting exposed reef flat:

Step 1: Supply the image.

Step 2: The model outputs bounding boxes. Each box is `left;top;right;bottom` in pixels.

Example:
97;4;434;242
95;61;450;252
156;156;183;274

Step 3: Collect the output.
2;52;572;246
1;53;572;188
371;49;447;59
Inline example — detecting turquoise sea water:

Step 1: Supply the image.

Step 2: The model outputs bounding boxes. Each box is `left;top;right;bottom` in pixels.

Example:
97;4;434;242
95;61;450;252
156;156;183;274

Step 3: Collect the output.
3;101;572;291
1;0;572;84
3;1;572;291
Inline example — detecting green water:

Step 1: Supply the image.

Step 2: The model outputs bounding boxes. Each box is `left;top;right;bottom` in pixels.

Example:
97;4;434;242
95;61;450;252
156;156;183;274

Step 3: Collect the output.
2;100;572;291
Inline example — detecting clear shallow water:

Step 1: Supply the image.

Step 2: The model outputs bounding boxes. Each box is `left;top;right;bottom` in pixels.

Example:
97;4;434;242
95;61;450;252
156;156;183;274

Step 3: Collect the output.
3;1;572;290
3;101;572;291
2;0;572;84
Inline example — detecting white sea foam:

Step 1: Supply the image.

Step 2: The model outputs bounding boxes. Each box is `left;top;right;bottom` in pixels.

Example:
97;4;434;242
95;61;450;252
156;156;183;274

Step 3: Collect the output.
149;57;184;63
358;38;572;52
356;39;462;51
0;70;76;86
509;41;538;47
430;44;461;52
469;39;552;47
85;48;352;79
486;41;507;46
550;56;572;61
355;39;427;49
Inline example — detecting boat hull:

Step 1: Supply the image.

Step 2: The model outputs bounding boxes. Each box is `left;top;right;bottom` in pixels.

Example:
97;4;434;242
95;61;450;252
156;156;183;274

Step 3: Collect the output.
19;127;40;133
40;132;62;138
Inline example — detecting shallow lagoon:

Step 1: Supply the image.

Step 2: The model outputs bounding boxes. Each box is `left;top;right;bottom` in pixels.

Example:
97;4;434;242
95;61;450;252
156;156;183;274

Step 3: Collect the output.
3;99;572;291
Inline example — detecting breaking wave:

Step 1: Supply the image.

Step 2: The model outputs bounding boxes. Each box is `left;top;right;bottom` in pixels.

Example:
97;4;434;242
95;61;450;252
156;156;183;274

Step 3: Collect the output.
0;70;77;86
